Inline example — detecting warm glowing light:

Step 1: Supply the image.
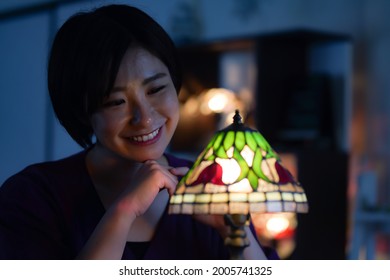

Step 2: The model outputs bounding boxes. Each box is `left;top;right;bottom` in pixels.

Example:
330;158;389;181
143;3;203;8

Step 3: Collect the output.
228;178;253;193
200;101;212;115
266;216;290;235
199;88;237;115
241;145;254;167
208;93;229;112
169;110;308;216
183;97;199;115
216;157;240;184
169;109;308;260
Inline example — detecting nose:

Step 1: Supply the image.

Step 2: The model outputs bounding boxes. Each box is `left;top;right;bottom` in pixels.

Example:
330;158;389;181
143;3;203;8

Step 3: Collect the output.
130;99;153;127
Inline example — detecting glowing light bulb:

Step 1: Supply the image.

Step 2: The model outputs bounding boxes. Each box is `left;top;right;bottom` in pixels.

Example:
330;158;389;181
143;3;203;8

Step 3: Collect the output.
208;93;229;113
216;157;240;184
266;216;290;236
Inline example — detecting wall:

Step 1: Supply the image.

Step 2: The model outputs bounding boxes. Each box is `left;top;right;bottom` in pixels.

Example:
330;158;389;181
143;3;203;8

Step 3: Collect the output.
0;11;50;184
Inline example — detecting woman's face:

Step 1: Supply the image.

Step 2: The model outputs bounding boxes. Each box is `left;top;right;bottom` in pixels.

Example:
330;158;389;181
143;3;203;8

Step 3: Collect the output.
90;47;179;162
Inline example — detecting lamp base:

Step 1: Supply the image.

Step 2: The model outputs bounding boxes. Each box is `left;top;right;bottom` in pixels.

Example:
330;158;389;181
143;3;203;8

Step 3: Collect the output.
224;214;250;260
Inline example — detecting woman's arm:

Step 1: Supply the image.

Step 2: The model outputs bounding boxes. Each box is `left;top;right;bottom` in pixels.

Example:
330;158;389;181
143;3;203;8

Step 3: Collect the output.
77;161;188;259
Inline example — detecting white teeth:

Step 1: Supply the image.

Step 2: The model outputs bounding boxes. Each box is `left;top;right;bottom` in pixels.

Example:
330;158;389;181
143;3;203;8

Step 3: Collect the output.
132;128;159;142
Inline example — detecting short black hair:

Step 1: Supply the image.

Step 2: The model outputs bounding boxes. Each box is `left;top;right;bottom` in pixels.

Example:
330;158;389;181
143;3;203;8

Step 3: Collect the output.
48;4;182;148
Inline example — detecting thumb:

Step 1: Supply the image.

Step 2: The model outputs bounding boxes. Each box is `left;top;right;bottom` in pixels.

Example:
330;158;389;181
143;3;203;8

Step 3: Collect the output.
169;166;189;176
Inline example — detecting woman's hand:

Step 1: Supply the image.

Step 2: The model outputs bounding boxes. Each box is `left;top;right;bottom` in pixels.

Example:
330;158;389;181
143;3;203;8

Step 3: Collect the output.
78;161;188;259
116;160;188;218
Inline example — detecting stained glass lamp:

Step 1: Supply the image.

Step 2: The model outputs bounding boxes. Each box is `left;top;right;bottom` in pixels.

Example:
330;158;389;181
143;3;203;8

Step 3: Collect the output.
169;110;308;259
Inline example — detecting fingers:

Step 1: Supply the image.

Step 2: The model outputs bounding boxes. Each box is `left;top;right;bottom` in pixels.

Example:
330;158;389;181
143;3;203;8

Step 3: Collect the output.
142;161;189;196
143;160;178;195
166;167;189;195
169;166;189;176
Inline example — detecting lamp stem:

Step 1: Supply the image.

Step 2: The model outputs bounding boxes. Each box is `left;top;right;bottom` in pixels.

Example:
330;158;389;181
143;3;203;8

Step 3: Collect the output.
224;214;250;260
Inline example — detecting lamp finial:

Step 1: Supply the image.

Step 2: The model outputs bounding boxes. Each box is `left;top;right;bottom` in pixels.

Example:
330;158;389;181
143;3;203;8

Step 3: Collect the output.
233;109;242;124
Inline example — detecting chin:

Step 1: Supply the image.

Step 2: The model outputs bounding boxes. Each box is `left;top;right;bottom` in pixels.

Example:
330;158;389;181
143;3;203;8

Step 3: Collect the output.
127;150;165;163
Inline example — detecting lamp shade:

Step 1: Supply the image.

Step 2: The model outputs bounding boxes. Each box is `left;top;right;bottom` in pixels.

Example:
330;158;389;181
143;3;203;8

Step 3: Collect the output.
169;110;308;215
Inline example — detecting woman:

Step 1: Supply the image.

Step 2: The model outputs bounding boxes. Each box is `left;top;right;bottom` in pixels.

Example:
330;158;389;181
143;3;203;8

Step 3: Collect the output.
0;4;277;260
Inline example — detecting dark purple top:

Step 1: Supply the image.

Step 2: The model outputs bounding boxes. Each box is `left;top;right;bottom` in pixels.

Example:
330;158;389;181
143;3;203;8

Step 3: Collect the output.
0;150;278;260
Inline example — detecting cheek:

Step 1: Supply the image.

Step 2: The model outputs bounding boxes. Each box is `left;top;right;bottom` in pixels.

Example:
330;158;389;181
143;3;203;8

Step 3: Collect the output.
90;113;121;139
165;95;180;123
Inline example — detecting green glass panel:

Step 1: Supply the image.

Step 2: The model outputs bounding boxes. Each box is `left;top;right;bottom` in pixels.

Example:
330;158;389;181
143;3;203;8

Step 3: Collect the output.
193;149;207;166
252;149;263;176
204;148;215;160
245;131;257;151
178;176;186;185
265;148;280;161
223;131;235;151
205;134;218;149
204;147;213;158
233;148;249;181
180;161;198;185
252;149;270;182
235;131;245;151
216;146;228;159
193;135;218;167
248;169;259;190
213;132;225;150
206;154;216;161
253;132;271;151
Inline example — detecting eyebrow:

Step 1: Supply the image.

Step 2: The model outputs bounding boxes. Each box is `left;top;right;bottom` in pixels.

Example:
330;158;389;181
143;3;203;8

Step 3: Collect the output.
142;72;167;85
111;72;167;93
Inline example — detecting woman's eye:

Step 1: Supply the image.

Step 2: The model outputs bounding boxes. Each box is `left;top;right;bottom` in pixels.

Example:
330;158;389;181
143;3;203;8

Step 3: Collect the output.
149;85;166;95
103;99;125;107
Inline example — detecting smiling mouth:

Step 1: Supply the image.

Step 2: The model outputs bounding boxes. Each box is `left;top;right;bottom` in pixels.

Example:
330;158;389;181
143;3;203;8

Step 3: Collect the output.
132;127;161;143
